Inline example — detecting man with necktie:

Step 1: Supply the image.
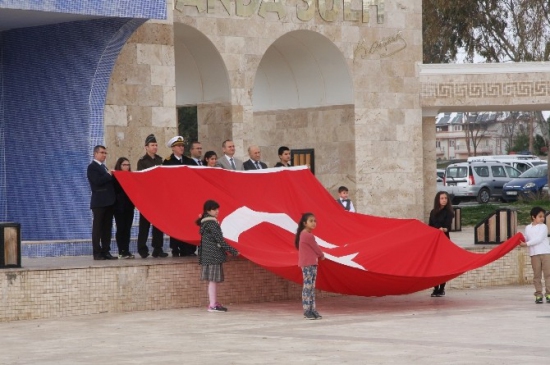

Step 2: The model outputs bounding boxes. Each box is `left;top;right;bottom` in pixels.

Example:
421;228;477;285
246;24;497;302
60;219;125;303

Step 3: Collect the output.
243;145;268;170
87;145;118;260
216;139;244;170
189;141;204;166
336;186;356;212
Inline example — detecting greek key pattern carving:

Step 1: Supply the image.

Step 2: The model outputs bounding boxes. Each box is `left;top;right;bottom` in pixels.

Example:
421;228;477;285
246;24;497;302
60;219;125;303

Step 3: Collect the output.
422;81;550;99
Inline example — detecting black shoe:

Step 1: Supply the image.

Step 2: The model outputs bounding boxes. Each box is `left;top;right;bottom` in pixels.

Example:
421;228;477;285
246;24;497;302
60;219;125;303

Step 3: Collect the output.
171;250;180;257
152;250;168;258
438;290;445;297
312;310;322;319
431;290;438;297
118;252;135;259
303;311;317;320
103;253;118;260
93;255;106;260
139;252;150;259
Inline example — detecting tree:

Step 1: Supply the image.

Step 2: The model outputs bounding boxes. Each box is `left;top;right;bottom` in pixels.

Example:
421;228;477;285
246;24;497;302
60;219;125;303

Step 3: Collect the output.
423;0;550;63
463;112;490;156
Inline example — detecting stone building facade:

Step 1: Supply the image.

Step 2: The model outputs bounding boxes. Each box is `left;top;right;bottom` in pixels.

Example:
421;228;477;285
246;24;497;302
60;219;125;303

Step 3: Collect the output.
105;0;425;221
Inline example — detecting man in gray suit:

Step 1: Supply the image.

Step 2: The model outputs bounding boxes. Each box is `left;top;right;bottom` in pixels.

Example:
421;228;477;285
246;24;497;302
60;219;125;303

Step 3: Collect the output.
216;139;244;170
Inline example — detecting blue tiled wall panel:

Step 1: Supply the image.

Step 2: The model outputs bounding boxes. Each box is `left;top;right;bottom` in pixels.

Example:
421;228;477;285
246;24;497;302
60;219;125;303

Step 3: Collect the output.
0;33;5;221
0;0;167;19
2;18;145;240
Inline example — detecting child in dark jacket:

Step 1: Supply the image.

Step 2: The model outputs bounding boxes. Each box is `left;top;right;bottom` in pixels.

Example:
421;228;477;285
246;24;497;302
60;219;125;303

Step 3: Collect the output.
196;200;239;312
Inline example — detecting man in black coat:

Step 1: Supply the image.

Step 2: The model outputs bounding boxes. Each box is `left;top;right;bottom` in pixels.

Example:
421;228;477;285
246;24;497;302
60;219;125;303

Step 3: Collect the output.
163;136;196;257
136;134;168;258
243;145;268;170
87;145;117;260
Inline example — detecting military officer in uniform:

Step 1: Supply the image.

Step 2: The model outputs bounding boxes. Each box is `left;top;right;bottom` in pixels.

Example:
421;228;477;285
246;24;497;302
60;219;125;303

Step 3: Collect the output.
137;134;168;258
163;136;197;257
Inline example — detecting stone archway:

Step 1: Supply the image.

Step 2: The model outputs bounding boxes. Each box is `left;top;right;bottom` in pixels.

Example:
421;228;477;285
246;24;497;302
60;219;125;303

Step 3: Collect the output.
174;23;232;152
252;29;355;189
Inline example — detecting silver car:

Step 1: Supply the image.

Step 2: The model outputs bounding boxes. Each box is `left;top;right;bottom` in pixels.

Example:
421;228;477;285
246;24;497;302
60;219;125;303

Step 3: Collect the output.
442;161;521;204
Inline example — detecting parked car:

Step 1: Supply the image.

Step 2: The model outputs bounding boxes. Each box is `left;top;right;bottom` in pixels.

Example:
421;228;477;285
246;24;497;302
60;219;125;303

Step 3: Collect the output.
467;156;546;173
442;161;521;204
502;165;548;202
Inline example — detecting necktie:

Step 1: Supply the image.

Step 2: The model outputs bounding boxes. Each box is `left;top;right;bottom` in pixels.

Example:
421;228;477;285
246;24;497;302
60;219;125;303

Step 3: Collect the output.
230;158;236;170
102;164;108;172
197;159;202;166
255;161;261;169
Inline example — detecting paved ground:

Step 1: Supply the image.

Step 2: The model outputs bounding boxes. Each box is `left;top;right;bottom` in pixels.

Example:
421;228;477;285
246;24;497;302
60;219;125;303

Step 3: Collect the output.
2;285;548;365
4;227;534;365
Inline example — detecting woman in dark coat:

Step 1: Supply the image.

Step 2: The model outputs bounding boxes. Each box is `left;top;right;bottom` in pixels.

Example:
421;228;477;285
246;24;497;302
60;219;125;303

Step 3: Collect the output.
113;157;135;259
429;190;454;297
196;200;239;312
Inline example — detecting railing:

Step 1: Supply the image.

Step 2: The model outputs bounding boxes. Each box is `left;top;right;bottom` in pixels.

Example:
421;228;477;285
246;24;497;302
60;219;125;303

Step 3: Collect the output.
474;208;517;244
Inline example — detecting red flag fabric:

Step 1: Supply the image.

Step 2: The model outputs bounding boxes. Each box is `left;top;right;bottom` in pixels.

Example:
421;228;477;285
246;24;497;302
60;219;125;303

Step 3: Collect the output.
114;166;522;297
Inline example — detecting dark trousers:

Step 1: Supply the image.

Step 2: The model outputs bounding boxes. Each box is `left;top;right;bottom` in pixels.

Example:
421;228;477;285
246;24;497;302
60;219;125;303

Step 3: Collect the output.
114;208;134;254
91;205;114;257
169;237;196;256
433;283;446;293
137;213;164;254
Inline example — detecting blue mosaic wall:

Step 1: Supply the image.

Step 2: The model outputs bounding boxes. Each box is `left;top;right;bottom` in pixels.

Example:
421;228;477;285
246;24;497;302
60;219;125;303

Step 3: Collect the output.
1;17;145;240
0;33;5;222
0;0;166;19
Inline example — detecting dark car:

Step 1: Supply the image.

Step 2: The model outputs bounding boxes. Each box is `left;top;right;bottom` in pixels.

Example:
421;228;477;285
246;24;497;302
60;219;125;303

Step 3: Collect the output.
502;164;548;201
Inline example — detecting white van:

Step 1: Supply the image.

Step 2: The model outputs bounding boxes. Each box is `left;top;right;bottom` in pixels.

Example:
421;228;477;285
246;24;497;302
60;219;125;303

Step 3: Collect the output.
467;156;546;173
468;155;540;161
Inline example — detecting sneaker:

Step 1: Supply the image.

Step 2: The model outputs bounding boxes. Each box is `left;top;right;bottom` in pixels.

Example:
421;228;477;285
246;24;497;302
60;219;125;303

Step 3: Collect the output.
118;252;135;259
303;311;317;320
535;296;543;304
312;310;322;319
207;305;227;312
214;303;228;312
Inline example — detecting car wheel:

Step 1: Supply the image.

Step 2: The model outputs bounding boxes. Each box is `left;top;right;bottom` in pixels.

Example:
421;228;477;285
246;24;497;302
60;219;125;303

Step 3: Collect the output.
477;188;490;204
451;197;461;205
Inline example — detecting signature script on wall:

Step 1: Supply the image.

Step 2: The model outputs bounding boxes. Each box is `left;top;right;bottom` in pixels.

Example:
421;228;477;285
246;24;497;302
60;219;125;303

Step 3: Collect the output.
354;31;407;61
174;0;385;23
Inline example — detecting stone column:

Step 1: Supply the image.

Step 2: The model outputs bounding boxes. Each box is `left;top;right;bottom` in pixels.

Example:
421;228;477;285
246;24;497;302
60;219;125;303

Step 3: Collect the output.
422;114;438;222
104;0;177;167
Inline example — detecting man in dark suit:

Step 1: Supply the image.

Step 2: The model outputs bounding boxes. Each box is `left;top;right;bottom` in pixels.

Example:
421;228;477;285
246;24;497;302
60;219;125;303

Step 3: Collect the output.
163;136;196;257
87;145;117;260
243;145;268;170
137;134;168;258
189;141;203;166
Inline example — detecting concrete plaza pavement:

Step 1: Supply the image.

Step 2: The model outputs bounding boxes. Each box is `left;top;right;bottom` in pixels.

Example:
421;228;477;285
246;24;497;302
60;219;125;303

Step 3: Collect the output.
3;226;537;365
2;285;548;365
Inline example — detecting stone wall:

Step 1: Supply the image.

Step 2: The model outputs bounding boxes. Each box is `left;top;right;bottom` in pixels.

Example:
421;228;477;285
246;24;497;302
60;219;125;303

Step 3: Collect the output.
104;0;425;220
0;247;533;322
253;105;356;193
105;4;177;167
